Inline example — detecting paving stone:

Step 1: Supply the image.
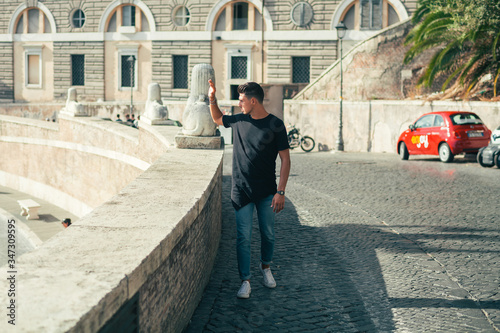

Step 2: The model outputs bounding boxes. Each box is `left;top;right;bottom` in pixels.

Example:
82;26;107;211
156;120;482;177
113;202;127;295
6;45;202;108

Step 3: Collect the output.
185;148;500;332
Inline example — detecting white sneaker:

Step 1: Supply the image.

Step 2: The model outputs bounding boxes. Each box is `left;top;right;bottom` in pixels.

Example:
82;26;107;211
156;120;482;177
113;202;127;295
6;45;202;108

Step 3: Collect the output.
259;264;277;288
237;281;251;299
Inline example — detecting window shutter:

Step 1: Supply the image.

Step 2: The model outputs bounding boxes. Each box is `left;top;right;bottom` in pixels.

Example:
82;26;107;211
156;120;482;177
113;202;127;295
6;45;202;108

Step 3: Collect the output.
372;0;382;29
360;0;370;29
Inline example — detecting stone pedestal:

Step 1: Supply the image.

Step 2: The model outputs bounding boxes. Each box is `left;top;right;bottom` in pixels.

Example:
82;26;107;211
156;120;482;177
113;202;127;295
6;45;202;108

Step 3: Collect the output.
59;108;88;117
175;134;222;149
141;117;177;126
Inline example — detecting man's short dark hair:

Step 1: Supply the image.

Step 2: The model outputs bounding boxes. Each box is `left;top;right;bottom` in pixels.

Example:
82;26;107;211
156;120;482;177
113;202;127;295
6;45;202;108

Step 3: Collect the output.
238;82;264;104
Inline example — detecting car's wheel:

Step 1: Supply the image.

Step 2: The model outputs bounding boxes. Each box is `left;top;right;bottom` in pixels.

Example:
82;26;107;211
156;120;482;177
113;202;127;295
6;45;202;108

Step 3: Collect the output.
439;143;454;163
399;142;409;160
495;153;500;168
477;149;494;167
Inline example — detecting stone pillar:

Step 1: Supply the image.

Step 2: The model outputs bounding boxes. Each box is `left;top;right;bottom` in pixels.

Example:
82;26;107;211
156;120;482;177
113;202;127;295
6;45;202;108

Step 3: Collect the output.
59;88;87;117
175;64;222;149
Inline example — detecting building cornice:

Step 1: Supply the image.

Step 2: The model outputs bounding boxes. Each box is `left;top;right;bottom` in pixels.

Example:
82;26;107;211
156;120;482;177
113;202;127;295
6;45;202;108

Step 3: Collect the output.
0;30;379;43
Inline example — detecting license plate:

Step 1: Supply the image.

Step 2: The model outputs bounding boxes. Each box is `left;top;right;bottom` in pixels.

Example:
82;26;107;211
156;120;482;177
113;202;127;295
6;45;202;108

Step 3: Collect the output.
467;131;484;137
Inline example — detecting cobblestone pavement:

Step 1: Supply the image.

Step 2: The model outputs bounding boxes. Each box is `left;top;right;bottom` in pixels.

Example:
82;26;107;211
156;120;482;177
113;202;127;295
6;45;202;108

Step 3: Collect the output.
186;148;500;332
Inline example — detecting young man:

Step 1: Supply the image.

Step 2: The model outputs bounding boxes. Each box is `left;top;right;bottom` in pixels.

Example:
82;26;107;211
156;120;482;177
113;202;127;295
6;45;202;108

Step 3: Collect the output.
208;79;291;299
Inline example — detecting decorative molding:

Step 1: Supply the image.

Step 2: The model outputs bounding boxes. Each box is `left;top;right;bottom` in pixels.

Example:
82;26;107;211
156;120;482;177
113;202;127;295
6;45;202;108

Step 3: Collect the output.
205;0;274;32
4;29;381;43
8;2;57;34
290;2;314;27
331;0;409;32
98;0;156;33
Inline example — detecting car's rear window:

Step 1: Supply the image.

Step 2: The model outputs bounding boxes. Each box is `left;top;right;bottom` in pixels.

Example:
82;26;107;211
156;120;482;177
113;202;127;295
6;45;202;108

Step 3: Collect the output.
450;113;483;125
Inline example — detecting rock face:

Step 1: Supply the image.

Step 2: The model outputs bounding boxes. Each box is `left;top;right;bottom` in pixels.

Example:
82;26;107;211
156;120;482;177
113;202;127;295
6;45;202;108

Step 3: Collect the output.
144;83;168;122
181;64;217;137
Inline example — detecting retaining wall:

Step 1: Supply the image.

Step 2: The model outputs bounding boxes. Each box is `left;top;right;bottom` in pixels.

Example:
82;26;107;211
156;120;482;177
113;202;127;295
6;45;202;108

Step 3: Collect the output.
0;114;224;332
284;99;500;153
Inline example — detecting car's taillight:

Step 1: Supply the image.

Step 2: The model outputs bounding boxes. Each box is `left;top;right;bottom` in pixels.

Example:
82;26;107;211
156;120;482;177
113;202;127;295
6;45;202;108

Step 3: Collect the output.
453;131;461;138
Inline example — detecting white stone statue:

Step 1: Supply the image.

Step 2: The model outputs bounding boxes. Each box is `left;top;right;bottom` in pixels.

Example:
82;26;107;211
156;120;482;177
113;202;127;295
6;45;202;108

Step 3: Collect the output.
181;64;218;136
143;82;168;122
61;87;86;116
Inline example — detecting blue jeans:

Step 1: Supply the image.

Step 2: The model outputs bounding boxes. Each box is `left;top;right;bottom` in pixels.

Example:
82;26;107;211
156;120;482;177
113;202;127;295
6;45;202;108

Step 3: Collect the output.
235;195;275;281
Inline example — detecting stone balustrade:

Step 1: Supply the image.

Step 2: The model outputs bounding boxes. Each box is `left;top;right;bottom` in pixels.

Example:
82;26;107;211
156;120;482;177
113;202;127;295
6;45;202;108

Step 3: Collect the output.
0;114;224;332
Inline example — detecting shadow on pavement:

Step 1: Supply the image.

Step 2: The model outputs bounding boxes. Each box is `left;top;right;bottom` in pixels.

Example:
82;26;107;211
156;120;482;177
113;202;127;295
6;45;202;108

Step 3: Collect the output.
185;176;399;332
37;214;62;223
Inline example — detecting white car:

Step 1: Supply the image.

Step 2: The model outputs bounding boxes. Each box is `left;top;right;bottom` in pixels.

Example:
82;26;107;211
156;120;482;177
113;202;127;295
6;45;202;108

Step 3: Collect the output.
492;125;500;144
477;125;500;168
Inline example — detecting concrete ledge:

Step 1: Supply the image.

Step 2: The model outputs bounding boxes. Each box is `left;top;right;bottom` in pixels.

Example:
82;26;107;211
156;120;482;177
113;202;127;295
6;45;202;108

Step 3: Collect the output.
175;134;223;149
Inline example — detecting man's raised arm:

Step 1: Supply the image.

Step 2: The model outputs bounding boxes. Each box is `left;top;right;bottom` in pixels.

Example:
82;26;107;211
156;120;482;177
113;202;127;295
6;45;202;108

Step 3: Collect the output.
208;79;224;126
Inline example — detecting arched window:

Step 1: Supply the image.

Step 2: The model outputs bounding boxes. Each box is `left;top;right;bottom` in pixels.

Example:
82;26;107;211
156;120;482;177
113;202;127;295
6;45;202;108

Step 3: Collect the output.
214;1;263;31
106;5;150;33
15;7;51;34
341;0;401;31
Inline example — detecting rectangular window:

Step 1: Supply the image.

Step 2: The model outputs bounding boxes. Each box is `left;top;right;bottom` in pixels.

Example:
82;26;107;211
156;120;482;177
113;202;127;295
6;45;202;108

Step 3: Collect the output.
27;54;40;85
230;84;239;100
173;55;188;89
233;2;248;30
292;56;310;83
122;6;136;27
71;55;85;86
231;56;247;79
121;55;136;88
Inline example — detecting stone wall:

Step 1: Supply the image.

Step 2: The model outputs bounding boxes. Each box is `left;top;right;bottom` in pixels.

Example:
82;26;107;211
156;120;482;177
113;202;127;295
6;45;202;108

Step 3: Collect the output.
0;42;13;101
282;17;500;153
267;40;337;84
138;177;221;332
0;114;151;216
284;99;500;153
0;0;422;103
293;19;427;101
0;0;421;33
152;41;212;101
53;42;105;101
0;114;224;332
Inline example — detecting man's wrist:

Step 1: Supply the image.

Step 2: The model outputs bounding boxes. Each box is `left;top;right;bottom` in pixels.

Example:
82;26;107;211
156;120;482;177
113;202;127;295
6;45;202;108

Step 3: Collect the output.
276;190;285;196
209;97;217;105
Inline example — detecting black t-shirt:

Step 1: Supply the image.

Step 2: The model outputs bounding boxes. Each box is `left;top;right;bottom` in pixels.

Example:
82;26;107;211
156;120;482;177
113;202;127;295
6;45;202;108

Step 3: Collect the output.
223;113;289;210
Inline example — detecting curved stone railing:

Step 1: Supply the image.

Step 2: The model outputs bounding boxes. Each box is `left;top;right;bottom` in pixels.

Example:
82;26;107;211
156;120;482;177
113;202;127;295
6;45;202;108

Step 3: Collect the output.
0;114;224;332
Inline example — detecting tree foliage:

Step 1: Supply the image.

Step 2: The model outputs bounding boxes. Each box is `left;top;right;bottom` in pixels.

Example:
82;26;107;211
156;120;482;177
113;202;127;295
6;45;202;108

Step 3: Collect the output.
404;0;500;99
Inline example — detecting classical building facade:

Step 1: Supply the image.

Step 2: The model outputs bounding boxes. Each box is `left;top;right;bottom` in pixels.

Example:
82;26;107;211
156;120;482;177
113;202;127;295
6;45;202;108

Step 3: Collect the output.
0;0;417;104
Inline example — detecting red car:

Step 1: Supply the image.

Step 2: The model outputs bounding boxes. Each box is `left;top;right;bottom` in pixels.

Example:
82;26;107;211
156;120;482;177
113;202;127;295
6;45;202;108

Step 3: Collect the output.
397;111;491;163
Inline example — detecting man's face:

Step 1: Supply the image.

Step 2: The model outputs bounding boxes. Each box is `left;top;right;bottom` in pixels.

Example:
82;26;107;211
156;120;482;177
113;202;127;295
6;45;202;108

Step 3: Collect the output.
238;93;255;115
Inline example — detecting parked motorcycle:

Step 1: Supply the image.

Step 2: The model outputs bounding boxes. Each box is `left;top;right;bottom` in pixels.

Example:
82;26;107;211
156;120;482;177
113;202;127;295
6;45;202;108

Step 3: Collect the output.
287;125;315;152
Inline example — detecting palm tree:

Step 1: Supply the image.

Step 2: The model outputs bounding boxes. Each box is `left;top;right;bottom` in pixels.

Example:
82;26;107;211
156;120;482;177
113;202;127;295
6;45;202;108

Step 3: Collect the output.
404;0;500;100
